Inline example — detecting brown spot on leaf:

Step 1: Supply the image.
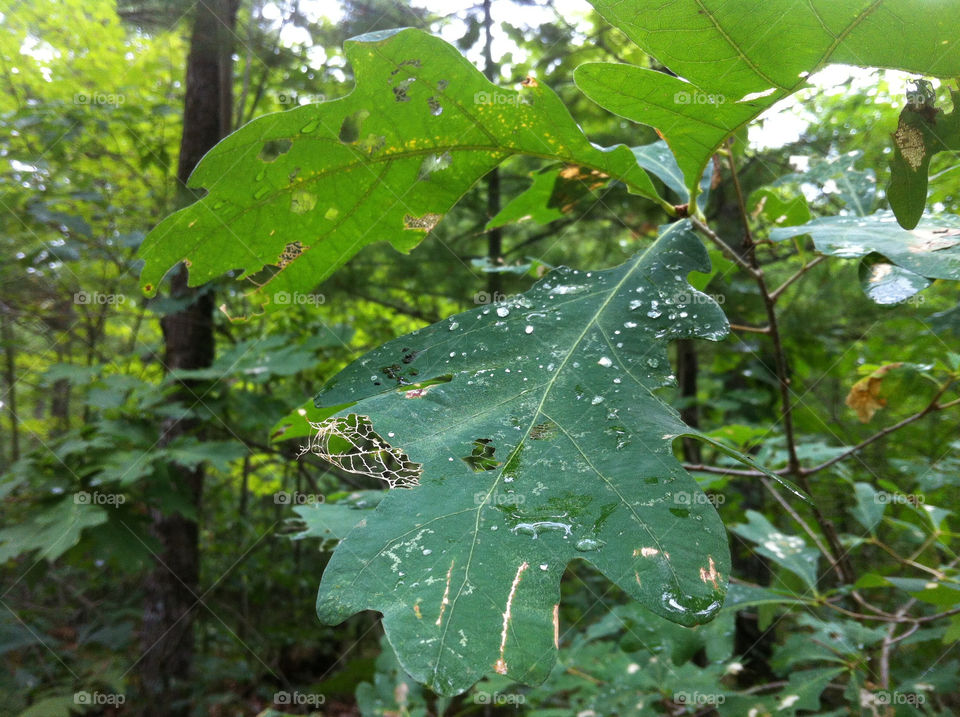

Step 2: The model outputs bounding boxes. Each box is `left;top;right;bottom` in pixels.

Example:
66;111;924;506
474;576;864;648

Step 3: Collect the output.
894;121;926;170
521;76;538;88
845;363;903;423
699;556;721;589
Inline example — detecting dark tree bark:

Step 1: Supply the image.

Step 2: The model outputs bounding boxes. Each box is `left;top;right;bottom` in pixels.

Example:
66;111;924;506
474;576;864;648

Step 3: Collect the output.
676;339;701;463
137;1;237;713
0;305;19;466
481;0;503;300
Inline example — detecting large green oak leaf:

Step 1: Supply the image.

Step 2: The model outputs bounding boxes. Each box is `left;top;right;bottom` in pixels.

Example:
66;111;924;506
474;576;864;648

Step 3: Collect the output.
137;28;666;312
575;0;960;200
311;221;758;695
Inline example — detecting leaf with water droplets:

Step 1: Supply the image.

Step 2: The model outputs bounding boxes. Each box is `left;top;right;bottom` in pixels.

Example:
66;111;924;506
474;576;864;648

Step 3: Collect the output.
772;210;960;304
311;221;775;695
137;28;664;313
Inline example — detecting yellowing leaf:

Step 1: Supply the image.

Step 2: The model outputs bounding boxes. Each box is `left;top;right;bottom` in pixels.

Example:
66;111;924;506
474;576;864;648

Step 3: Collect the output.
845;363;903;423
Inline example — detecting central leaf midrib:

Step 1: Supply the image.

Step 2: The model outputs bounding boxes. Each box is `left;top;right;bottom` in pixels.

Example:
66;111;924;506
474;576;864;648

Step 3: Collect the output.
430;222;683;681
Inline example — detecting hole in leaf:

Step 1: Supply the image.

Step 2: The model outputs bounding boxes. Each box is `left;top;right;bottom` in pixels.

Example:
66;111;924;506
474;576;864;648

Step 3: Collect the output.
417;152;451;181
392;78;415;102
277;241;303;268
403;213;442;232
302;414;421;489
339;109;369;143
258;138;292;162
462;438;501;472
530;420;557;440
427;96;442;115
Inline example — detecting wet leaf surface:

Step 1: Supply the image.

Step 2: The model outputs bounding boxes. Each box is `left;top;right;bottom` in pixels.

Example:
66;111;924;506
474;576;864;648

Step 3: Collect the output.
310;222;774;694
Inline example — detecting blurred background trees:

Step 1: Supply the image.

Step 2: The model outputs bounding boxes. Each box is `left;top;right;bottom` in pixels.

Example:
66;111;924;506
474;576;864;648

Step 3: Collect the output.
2;1;959;714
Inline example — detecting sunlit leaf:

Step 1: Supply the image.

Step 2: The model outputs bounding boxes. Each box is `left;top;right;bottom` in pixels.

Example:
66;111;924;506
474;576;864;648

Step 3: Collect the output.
137;28;666;313
575;0;960;199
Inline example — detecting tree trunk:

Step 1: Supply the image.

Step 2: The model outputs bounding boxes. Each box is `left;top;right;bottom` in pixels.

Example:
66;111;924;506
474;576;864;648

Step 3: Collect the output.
482;0;503;301
137;1;237;713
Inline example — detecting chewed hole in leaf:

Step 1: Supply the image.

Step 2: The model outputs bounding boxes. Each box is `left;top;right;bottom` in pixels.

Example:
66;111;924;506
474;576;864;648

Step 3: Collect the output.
530;420;557;440
338;109;369;144
392;77;415;102
303;414;421;488
403;213;442;231
258;138;292;162
462;438;501;472
277;241;304;268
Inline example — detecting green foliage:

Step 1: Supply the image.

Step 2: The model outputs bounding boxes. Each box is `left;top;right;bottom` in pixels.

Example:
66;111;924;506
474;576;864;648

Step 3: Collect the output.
137;28;668;313
575;0;960;199
6;1;960;714
312;223;746;693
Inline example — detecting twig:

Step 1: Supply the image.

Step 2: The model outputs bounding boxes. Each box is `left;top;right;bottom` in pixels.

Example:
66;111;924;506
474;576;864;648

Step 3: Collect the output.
729;322;771;334
802;382;956;476
769;255;826;302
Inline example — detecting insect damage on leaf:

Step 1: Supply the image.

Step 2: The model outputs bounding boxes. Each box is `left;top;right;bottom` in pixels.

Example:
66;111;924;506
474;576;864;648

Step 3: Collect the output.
302;413;421;488
845;363;904;423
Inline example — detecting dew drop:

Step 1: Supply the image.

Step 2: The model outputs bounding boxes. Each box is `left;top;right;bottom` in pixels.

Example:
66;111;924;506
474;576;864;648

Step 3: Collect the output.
575;538;605;552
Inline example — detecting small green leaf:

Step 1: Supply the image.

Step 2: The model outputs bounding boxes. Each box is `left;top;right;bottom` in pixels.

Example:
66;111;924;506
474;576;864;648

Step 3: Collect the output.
850;481;885;532
730;510;819;590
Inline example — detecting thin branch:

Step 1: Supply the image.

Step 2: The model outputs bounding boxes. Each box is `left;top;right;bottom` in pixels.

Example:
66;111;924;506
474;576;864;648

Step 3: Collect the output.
689;217;761;278
801;381;956;477
729;322;771;334
769;255;826;302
